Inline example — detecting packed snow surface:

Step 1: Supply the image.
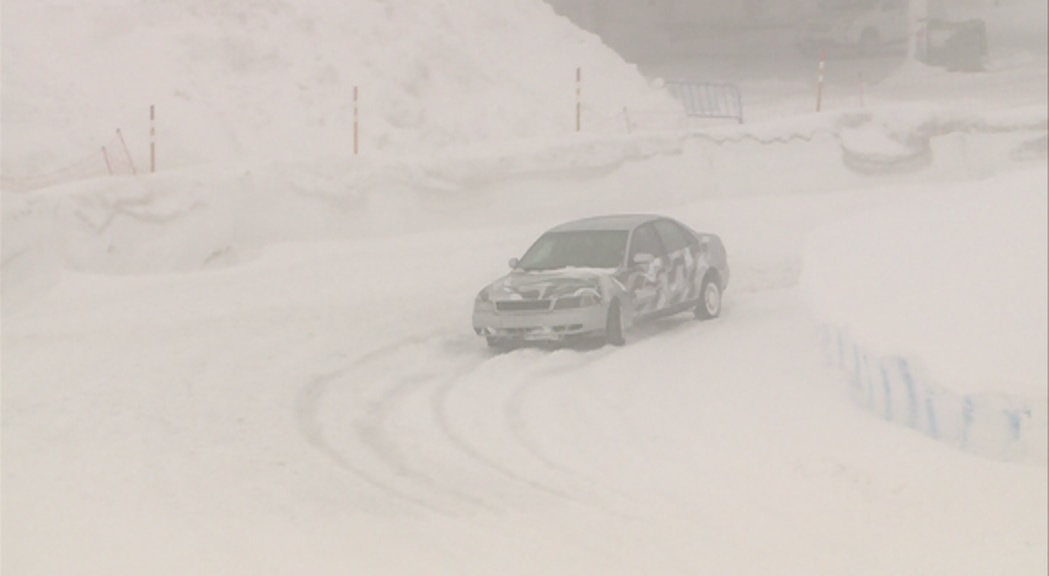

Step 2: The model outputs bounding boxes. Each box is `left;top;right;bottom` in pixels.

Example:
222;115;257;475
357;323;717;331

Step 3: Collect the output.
802;166;1049;397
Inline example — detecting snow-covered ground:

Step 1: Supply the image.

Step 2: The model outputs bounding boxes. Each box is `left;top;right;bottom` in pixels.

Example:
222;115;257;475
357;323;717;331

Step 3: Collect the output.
802;165;1048;462
3;0;1047;575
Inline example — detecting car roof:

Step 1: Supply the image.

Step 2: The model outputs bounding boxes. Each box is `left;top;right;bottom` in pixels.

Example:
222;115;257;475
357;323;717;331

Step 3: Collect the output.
546;214;663;233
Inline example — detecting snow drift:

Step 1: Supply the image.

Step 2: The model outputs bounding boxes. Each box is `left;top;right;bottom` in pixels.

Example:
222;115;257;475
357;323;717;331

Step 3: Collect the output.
801;167;1049;462
1;0;680;182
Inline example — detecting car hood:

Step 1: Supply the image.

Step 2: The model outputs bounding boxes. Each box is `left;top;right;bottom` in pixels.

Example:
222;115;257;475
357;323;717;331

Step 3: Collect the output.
487;268;614;300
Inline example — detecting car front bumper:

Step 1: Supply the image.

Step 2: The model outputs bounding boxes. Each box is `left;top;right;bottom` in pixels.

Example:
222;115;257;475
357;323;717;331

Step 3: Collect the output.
472;304;608;342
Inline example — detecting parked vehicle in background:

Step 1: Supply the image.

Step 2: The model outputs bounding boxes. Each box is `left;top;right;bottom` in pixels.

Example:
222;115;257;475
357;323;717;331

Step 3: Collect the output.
472;214;729;350
795;0;909;57
918;16;988;70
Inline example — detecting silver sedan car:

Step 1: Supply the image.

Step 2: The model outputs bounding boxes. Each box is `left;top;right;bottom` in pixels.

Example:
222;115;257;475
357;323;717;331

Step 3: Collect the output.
472;214;729;348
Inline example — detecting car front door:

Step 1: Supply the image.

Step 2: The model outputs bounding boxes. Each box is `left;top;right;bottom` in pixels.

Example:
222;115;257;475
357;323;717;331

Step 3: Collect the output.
622;223;668;317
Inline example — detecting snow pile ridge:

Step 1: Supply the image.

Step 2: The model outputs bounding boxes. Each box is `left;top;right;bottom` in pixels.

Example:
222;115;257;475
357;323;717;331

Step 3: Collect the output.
800;167;1049;462
1;0;679;179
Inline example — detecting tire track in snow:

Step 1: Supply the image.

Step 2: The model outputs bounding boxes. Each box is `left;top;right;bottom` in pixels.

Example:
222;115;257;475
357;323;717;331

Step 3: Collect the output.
502;351;614;479
299;331;569;514
298;320;724;516
296;367;450;515
431;345;643;518
348;351;506;514
492;319;692;486
358;335;608;512
499;332;695;513
295;331;485;515
428;359;578;503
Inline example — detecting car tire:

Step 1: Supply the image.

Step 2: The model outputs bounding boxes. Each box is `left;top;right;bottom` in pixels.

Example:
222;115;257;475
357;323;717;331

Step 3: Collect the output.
695;275;722;320
605;300;627;347
486;336;517;351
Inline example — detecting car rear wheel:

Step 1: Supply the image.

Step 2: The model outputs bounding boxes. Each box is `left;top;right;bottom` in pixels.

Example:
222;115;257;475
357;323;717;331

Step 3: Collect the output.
605;301;627;346
695;276;722;320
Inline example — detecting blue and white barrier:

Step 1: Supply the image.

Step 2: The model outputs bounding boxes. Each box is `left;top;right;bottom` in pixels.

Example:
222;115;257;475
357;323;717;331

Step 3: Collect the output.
822;324;1048;464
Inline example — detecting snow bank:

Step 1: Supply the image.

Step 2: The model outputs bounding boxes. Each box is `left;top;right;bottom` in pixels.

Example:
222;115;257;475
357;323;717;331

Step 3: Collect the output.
1;0;679;183
800;167;1049;462
6;104;1045;315
821;325;1048;464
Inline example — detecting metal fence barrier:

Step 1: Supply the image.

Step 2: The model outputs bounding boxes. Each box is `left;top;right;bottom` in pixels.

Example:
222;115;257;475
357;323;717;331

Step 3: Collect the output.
664;80;743;124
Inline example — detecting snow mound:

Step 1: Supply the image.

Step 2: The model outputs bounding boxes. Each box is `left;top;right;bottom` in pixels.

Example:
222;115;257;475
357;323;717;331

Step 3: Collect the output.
800;166;1048;461
5;103;1046;314
1;0;679;182
802;166;1048;397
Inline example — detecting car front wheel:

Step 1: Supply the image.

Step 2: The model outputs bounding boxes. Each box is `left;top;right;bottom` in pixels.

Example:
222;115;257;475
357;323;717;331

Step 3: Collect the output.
486;336;519;351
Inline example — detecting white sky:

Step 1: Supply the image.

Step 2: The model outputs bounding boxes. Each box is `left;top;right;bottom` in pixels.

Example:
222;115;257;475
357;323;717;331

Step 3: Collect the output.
2;0;1047;574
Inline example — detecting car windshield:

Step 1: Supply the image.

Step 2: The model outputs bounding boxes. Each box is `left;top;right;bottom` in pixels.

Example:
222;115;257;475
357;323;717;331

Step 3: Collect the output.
516;230;628;271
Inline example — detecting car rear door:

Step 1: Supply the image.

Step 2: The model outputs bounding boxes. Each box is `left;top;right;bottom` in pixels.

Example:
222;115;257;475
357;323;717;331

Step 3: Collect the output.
653;218;700;307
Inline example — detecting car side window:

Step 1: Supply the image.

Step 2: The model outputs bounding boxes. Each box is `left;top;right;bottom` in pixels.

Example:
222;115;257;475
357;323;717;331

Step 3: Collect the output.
628;224;664;263
653;220;695;254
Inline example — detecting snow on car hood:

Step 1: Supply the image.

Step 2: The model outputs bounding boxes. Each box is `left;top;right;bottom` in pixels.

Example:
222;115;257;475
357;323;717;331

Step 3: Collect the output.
488;267;615;300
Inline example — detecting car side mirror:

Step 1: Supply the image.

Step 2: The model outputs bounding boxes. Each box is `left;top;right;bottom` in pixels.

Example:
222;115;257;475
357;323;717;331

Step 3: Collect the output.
632;252;654;265
508;257;520;269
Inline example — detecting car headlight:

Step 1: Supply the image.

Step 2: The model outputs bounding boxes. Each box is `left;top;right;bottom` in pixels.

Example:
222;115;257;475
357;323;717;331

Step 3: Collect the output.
475;289;495;311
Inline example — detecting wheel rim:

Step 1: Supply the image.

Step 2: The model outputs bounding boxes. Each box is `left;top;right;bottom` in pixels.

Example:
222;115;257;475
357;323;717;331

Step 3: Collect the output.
704;283;720;315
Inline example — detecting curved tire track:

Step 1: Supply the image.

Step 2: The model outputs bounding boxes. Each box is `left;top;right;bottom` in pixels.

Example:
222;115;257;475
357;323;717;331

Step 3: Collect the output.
296;366;451;515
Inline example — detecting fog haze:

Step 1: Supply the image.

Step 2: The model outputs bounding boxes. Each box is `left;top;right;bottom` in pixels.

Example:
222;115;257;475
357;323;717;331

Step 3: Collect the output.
3;0;1046;574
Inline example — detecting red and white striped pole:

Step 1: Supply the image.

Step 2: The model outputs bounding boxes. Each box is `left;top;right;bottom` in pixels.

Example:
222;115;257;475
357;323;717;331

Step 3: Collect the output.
150;104;156;173
353;86;359;156
575;67;582;132
816;51;825;112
